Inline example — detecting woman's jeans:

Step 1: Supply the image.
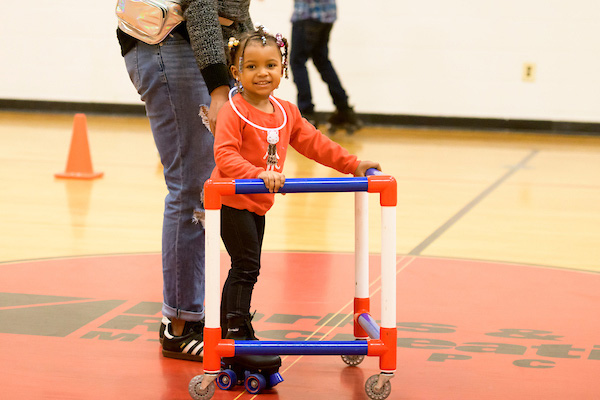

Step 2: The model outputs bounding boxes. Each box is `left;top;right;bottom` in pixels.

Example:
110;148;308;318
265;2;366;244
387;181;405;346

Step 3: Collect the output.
219;205;265;326
124;32;215;322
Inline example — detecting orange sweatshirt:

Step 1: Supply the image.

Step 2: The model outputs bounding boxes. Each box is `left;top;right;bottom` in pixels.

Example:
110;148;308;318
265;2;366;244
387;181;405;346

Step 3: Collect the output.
210;93;360;215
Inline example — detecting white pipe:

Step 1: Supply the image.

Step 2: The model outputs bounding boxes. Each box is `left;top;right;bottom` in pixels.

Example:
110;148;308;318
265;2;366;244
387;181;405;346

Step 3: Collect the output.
204;209;221;329
380;206;397;329
355;192;369;299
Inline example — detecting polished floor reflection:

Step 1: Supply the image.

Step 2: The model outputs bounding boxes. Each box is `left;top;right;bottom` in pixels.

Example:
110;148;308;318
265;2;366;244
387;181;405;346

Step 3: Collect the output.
1;111;599;399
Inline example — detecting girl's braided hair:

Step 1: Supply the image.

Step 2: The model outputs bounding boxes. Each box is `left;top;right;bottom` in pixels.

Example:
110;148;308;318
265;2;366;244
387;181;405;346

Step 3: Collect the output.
227;25;289;79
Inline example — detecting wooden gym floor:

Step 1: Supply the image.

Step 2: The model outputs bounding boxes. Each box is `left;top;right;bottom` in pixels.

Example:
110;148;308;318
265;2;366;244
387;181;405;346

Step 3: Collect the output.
0;111;599;399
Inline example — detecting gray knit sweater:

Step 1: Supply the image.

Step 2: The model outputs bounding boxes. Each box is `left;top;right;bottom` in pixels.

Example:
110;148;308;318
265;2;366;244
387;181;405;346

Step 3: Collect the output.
181;0;253;93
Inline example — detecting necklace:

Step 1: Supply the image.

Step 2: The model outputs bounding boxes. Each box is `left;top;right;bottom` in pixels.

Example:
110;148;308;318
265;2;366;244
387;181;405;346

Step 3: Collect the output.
228;87;287;131
228;87;287;170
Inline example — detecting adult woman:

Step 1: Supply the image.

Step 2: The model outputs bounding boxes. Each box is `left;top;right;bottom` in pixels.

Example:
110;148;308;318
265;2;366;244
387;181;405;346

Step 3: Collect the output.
117;0;252;361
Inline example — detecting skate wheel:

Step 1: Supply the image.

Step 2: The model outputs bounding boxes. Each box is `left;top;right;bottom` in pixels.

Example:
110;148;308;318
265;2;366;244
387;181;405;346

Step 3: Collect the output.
341;354;365;366
365;374;392;400
216;369;237;390
268;372;284;387
188;374;216;400
245;373;267;394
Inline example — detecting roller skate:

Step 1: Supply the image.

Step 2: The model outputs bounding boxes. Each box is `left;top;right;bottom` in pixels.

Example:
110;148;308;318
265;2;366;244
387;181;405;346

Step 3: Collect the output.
216;315;283;394
327;106;362;135
300;109;319;128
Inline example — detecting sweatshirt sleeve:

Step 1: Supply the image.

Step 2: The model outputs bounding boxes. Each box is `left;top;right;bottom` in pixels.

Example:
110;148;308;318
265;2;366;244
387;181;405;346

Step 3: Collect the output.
182;0;228;93
288;105;360;175
214;105;265;179
182;0;253;94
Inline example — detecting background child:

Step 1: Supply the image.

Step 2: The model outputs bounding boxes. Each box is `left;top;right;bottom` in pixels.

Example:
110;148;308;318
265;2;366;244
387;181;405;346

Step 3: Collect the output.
210;26;380;344
290;0;360;131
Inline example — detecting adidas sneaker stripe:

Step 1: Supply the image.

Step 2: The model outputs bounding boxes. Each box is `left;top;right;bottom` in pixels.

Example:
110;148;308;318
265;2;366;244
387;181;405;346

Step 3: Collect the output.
183;340;204;355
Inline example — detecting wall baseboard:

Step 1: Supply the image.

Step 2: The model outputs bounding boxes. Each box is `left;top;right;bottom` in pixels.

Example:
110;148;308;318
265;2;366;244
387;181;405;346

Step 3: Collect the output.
1;99;598;136
0;99;146;116
355;113;600;135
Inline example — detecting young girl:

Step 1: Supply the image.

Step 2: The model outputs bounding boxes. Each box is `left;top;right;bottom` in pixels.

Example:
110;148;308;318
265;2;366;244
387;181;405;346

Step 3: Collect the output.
211;26;380;347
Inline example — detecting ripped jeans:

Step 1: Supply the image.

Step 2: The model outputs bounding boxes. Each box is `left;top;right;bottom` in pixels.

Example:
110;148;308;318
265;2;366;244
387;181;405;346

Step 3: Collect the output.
124;31;215;322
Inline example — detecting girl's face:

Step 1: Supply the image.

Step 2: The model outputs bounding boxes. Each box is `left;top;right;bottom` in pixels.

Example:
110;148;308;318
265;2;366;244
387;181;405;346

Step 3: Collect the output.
232;42;283;103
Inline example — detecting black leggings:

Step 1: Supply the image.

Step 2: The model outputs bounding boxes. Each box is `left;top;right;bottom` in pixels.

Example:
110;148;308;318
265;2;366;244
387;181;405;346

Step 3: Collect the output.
220;205;265;326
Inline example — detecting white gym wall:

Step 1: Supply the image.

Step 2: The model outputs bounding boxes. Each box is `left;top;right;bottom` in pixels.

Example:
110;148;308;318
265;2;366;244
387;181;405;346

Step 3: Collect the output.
1;0;598;122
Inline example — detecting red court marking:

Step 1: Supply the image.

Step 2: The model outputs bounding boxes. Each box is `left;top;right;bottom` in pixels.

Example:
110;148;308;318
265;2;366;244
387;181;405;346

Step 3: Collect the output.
0;253;599;399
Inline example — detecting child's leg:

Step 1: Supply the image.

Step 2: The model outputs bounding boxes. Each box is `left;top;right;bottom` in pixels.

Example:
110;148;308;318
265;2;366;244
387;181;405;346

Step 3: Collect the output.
310;22;350;111
290;20;317;115
220;205;265;324
218;206;282;388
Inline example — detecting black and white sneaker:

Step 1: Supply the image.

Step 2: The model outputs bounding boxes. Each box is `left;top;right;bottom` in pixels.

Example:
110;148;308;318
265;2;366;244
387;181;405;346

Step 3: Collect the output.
159;316;169;344
161;318;205;361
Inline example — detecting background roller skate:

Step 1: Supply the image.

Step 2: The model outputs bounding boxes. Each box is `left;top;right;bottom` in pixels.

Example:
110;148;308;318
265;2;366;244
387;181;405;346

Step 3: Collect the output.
327;106;363;135
300;110;319;129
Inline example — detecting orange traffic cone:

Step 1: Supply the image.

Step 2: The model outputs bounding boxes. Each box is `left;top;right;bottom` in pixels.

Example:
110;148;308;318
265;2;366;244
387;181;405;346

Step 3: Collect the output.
55;113;104;179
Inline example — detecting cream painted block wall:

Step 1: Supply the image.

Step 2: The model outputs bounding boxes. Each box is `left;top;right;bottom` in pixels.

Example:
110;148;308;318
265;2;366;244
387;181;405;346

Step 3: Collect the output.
0;0;598;122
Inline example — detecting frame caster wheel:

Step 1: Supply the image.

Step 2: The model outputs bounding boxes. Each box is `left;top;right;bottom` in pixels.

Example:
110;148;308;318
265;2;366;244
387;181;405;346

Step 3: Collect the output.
189;374;216;400
365;374;392;400
341;354;365;366
245;373;267;394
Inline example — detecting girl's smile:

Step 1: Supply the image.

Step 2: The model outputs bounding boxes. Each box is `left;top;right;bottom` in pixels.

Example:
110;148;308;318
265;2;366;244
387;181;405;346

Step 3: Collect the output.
233;42;283;109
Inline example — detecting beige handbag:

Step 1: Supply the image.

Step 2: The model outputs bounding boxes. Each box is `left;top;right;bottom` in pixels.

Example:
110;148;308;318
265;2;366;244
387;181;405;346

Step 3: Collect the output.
116;0;184;45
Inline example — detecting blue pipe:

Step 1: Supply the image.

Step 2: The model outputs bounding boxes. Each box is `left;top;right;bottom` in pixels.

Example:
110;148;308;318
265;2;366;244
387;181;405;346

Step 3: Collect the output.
235;177;369;194
234;168;382;194
358;313;381;339
232;340;369;356
366;168;382;176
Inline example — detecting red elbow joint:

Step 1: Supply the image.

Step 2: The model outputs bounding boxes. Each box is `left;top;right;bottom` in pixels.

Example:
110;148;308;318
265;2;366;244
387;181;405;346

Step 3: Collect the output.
367;175;397;207
204;179;236;210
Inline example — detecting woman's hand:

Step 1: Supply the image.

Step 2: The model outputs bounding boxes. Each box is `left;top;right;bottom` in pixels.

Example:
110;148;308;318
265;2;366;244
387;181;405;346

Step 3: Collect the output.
208;86;230;133
258;170;286;193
